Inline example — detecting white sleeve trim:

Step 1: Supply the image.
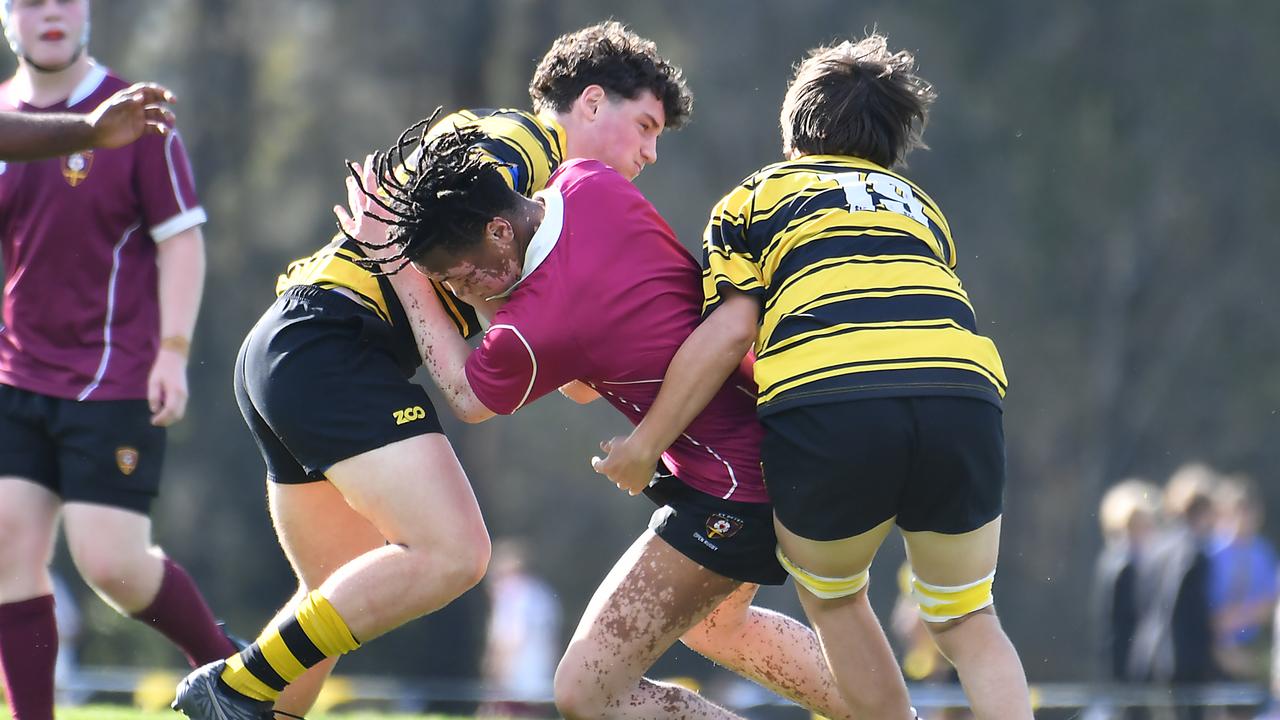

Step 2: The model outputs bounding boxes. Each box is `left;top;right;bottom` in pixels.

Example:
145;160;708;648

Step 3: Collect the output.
488;323;537;412
150;207;208;242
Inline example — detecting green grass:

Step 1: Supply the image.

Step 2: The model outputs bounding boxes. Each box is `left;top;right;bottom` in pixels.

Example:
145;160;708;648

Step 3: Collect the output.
61;706;473;720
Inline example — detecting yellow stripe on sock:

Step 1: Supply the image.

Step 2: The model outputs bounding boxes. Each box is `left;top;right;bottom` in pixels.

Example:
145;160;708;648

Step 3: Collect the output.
220;652;279;702
297;591;360;657
258;625;309;684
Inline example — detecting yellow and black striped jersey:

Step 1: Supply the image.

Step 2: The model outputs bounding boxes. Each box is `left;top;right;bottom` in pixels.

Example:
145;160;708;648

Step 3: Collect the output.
276;108;568;367
702;154;1007;415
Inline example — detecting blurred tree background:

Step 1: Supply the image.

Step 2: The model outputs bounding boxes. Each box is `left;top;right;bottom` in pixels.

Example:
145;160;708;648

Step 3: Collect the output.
5;0;1280;690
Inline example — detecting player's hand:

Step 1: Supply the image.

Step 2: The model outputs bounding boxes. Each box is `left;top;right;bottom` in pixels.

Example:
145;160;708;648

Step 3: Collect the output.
591;436;659;496
334;153;401;271
87;82;177;149
147;347;189;426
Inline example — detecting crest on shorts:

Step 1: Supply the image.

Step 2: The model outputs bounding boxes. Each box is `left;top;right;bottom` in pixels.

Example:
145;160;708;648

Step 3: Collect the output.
705;512;743;540
62;151;94;187
116;446;139;476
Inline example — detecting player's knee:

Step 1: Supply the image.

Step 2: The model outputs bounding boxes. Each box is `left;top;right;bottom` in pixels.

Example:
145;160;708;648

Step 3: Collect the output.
777;546;869;600
71;545;143;595
553;650;608;720
426;535;491;599
913;571;996;627
0;508;48;571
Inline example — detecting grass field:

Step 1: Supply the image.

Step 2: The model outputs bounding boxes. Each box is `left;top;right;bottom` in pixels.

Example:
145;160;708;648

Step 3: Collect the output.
61;707;476;720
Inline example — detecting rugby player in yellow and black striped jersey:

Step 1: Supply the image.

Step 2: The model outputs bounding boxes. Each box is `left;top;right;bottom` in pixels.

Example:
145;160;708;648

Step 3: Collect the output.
173;22;696;720
702;153;1006;413
275;107;568;353
595;35;1033;719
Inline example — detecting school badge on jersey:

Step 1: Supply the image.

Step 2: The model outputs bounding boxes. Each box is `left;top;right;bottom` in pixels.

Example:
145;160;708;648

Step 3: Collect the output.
116;446;139;476
705;512;743;540
62;150;94;187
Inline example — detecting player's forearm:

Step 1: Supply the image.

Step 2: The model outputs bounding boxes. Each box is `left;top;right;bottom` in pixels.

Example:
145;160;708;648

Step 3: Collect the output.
154;228;206;354
388;270;494;423
0;111;98;161
629;292;759;456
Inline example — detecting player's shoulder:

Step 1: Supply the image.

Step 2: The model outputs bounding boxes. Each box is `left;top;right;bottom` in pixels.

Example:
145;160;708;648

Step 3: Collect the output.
69;67;130;110
549;158;632;197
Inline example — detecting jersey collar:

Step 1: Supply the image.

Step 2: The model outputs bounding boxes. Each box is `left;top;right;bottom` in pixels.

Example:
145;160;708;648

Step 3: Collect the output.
486;186;564;301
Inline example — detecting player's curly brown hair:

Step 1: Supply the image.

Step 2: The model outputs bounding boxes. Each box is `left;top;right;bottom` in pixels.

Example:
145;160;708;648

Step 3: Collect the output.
340;109;516;275
529;21;693;130
780;34;936;168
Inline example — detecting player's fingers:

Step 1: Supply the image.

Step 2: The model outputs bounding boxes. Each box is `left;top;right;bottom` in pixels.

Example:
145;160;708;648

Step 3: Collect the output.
144;105;175;125
333;204;354;233
591;455;605;473
344;174;364;218
129;82;177;105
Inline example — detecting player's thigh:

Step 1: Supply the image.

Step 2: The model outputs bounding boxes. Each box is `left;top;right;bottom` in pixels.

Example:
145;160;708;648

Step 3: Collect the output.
562;531;740;682
681;581;760;647
901;517;1001;588
55;395;167;515
325;433;487;551
62;502;163;603
775;515;896;580
267;479;386;590
0;477;61;600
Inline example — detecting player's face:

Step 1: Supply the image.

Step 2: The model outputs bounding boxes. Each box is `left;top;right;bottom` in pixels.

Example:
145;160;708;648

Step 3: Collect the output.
413;220;523;301
9;0;87;69
575;89;665;180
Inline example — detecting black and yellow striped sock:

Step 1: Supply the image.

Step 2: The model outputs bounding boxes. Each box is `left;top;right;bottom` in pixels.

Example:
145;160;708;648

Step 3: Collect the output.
220;590;361;702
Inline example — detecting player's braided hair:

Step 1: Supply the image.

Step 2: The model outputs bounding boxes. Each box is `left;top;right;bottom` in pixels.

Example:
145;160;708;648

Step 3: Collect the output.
339;108;516;275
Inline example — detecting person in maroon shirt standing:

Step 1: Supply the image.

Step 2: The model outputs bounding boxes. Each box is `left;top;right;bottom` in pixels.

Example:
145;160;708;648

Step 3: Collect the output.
0;2;236;719
330;129;856;718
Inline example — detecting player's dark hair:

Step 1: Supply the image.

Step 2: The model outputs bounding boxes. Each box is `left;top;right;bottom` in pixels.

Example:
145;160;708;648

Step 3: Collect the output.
340;109;517;275
529;21;693;130
780;34;936;167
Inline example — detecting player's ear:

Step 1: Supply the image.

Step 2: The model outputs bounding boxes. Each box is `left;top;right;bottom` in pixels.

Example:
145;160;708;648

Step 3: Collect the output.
574;84;607;120
485;217;513;244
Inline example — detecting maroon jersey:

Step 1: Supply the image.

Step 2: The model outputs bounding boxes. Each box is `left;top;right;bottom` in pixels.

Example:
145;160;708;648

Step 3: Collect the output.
465;160;768;503
0;66;206;400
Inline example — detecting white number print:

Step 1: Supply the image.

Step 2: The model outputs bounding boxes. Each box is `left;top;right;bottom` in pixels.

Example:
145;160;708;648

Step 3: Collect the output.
824;171;928;226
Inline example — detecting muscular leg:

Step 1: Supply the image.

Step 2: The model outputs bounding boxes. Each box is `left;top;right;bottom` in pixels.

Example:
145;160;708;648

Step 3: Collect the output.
680;583;852;720
317;433;490;639
265;479;387;715
63;502;236;667
218;433;491;705
62;503;164;613
774;516;915;720
903;517;1031;720
0;479;59;604
554;531;744;720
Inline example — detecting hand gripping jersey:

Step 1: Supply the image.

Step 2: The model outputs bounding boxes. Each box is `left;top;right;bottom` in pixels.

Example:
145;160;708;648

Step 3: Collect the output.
702;155;1008;416
464;160;769;504
275;108;568;373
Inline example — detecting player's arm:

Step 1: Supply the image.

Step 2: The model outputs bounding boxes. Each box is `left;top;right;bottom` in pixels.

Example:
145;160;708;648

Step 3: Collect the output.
593;289;759;494
0;83;175;161
391;267;495;423
150;226;205;427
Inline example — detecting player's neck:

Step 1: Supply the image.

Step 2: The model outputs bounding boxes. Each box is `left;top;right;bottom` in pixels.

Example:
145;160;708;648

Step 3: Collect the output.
511;195;547;260
12;55;95;108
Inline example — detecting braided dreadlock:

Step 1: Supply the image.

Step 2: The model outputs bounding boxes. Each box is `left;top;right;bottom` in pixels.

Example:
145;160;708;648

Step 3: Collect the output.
339;108;518;276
